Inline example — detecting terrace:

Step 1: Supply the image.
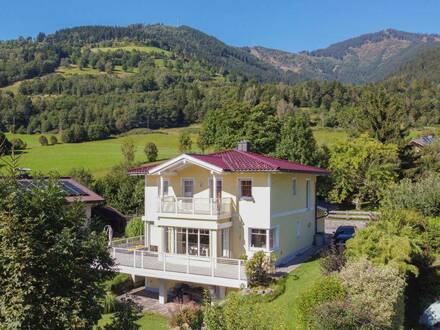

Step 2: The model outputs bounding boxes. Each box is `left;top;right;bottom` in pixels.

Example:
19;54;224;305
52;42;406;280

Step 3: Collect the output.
110;236;247;288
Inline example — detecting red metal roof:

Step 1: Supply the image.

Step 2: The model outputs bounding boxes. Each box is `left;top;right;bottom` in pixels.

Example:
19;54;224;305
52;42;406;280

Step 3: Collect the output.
128;150;329;175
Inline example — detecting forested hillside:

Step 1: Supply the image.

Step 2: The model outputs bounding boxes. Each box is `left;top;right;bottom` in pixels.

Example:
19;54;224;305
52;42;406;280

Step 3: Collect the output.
2;24;440;141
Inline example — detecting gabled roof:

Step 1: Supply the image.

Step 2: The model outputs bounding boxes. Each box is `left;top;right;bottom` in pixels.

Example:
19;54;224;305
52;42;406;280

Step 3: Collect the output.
128;149;330;175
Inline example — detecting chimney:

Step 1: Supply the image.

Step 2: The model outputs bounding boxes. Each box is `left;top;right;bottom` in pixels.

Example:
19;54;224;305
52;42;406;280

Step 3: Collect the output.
237;140;249;152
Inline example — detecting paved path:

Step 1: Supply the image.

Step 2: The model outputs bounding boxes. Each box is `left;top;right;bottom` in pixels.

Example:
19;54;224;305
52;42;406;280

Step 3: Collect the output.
118;287;172;317
274;245;324;276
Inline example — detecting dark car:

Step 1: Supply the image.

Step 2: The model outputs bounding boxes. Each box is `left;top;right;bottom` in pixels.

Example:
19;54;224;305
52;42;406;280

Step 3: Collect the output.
332;226;356;245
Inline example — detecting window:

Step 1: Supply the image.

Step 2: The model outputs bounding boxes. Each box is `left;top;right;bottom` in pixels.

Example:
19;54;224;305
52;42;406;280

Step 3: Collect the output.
269;227;279;250
250;229;267;249
292;178;297;195
163;179;169;196
239;179;252;198
306;179;311;209
176;227;210;257
182;179;194;198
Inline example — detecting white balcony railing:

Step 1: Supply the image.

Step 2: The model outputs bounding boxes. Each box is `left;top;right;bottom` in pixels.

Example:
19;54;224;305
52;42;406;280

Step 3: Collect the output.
111;247;246;282
159;197;232;217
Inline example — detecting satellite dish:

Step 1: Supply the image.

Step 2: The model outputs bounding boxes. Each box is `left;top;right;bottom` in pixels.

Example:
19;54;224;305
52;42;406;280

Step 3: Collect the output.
104;225;114;247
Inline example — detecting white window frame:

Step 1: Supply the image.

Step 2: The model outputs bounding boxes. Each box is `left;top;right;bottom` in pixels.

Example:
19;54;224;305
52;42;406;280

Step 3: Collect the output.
181;177;195;198
292;177;297;196
249;228;268;251
238;178;253;200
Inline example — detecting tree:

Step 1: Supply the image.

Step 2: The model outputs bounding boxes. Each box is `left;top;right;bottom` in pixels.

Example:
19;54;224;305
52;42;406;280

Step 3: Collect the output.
276;113;317;165
68;167;95;187
121;138;136;165
178;130;192;153
39;135;49;146
329;134;399;208
105;61;114;74
356;86;409;144
0;176;114;328
87;124;109;141
144;142;158;162
243;103;280;154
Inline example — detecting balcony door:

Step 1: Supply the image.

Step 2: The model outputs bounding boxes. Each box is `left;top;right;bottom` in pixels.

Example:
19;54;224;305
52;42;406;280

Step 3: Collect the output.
209;178;222;199
182;179;194;198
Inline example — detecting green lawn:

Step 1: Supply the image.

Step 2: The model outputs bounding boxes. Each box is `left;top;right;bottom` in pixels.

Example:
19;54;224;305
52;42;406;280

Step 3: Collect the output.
91;45;170;56
97;312;168;330
312;128;349;147
3;127;199;177
267;259;322;329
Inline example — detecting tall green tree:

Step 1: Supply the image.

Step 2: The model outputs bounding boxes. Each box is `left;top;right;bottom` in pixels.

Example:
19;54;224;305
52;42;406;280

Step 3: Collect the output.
0;176;114;329
329;134;399;208
178;130;192;153
121;138;136;165
275;113;317;165
356;86;409;144
144;142;158;162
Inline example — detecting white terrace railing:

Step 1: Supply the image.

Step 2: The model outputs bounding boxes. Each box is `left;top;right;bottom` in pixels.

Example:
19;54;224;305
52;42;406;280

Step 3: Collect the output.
327;210;380;221
111;246;246;282
159;197;232;217
111;236;145;249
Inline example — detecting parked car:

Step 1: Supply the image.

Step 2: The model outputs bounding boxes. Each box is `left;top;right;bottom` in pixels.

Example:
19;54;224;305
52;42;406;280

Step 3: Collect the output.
332;226;356;245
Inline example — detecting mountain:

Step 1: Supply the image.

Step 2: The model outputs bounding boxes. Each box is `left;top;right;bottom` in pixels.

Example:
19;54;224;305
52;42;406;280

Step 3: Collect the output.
248;29;440;84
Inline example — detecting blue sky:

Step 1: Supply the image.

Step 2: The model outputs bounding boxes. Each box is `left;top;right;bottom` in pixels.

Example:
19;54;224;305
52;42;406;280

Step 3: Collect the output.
1;0;439;52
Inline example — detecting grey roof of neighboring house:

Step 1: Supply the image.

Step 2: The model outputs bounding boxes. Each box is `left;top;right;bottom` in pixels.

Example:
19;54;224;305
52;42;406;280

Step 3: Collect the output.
410;135;436;148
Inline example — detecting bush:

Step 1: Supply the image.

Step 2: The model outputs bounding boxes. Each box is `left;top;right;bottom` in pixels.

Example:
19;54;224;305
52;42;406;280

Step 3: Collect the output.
103;298;141;330
68;167;94;187
144;142;158;162
50;135;58;145
319;243;346;275
170;304;203;330
102;292;120;314
125;218;143;238
245;251;274;287
38;135;49;146
339;259;406;329
104;274;135;296
296;276;346;329
10;138;27;150
311;300;361;330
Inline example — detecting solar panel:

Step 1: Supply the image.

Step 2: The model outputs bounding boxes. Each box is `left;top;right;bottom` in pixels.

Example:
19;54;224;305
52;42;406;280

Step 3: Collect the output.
17;180;88;197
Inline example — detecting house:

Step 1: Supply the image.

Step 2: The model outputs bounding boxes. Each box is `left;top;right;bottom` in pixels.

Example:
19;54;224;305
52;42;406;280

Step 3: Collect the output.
18;177;104;225
111;141;329;304
410;135;437;151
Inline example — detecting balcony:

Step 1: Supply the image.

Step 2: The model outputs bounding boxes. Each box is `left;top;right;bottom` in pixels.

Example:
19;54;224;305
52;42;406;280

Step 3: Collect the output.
159;197;232;219
111;236;247;288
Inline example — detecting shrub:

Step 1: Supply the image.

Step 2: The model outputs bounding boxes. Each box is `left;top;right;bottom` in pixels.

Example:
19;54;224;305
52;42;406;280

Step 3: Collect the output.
50;135;58;145
296;275;346;329
170;304;203;330
67;167;94;187
311;300;361;330
144;142;158;162
102;292;120;314
319;243;346;275
38;135;49;146
104;274;135;295
245;251;274;287
339;259;406;329
103;298;141;330
125;218;143;238
179;130;192;153
10;138;27;150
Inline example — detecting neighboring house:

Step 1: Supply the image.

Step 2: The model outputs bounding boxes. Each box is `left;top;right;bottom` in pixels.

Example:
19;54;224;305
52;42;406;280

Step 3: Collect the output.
410;135;437;151
18;177;104;225
111;141;329;303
